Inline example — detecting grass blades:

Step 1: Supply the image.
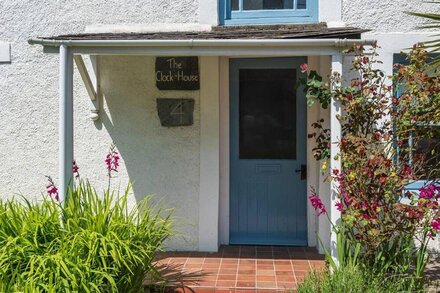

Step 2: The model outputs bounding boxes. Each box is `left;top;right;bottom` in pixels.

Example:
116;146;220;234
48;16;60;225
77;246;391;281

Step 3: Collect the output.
297;265;424;293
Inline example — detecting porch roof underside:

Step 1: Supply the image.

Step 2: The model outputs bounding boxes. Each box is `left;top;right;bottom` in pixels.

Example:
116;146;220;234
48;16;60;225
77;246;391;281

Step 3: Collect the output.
29;23;374;56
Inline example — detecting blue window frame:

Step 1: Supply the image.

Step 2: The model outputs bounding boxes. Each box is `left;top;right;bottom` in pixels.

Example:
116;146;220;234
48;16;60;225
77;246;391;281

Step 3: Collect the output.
219;0;318;25
393;53;440;194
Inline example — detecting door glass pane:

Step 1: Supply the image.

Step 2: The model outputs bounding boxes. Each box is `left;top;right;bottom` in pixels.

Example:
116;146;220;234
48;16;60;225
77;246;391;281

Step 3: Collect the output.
239;69;297;159
231;0;239;10
243;0;293;10
297;0;306;9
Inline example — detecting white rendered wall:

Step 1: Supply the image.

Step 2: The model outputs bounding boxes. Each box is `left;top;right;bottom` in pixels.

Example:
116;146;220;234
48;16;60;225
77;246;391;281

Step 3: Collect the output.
0;0;198;194
199;0;219;25
343;0;439;33
319;0;343;26
0;1;200;250
96;56;201;251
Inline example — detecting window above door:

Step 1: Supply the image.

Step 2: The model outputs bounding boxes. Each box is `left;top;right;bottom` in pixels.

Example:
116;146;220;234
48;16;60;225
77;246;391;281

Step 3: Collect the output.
219;0;318;25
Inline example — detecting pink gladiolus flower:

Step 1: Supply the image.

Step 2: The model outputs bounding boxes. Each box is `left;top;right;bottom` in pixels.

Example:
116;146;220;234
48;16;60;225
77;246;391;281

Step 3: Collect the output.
73;160;80;179
432;218;440;231
335;202;344;212
106;144;120;178
419;184;440;199
45;176;59;202
300;63;309;73
309;190;327;216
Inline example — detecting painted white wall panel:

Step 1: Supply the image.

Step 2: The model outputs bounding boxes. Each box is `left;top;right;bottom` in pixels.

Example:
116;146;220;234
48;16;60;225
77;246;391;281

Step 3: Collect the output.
0;42;10;63
199;0;219;25
199;56;220;251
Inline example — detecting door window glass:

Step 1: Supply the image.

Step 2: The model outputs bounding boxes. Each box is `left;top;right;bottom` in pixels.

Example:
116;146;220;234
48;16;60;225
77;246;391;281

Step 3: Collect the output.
239;68;297;159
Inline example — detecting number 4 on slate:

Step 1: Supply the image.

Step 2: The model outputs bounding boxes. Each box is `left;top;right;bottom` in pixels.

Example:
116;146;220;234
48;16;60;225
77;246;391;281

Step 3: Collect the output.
170;101;184;124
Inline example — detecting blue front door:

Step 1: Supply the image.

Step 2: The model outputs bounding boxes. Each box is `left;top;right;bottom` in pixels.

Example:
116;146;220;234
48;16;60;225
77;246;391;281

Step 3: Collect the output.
229;57;307;246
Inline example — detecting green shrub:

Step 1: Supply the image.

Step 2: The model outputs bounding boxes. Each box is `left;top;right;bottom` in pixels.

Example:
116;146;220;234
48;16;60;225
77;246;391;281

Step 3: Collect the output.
297;265;423;293
0;181;173;292
305;45;439;288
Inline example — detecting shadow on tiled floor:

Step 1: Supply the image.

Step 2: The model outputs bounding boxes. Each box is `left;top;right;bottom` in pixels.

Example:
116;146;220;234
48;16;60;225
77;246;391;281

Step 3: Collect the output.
153;245;325;292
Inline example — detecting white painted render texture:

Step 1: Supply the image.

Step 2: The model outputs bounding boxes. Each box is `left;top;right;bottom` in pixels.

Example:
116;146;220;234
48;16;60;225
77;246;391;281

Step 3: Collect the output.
95;56;201;251
0;42;10;63
343;0;439;33
0;0;200;250
0;0;439;252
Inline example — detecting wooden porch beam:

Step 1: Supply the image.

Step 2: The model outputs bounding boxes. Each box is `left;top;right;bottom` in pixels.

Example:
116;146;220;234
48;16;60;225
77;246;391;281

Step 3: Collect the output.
74;55;97;101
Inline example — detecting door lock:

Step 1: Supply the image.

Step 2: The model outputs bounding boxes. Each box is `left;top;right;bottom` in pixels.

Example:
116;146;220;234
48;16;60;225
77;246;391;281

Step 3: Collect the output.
295;164;307;180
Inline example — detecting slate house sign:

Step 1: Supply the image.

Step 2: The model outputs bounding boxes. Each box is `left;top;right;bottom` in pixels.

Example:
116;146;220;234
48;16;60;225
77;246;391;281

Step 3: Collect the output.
155;57;200;90
157;98;195;127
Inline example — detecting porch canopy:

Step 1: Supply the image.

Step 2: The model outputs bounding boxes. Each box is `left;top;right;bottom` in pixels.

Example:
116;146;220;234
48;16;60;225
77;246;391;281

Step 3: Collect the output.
29;23;375;256
30;23;371;55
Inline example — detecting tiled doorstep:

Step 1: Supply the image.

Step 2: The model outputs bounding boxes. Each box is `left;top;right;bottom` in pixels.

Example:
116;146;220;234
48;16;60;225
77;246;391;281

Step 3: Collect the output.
155;245;325;292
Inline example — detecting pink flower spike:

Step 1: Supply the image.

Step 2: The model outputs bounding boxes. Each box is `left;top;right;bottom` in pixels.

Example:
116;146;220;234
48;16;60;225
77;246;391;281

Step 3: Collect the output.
335;202;344;212
45;176;59;202
432;218;440;231
300;63;309;73
72;160;80;179
419;183;440;200
106;144;120;177
309;189;327;216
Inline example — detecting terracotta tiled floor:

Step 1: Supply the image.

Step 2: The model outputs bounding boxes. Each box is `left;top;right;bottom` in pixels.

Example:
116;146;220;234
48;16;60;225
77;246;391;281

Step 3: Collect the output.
153;245;325;292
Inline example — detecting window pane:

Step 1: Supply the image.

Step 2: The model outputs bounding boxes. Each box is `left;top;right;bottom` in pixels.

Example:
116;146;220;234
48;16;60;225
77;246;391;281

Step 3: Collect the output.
243;0;293;10
231;0;239;10
400;126;440;180
239;69;297;159
297;0;306;9
413;127;440;179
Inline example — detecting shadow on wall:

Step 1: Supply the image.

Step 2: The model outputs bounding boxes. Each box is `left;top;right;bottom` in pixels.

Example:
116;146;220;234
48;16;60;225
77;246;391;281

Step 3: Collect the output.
93;56;201;251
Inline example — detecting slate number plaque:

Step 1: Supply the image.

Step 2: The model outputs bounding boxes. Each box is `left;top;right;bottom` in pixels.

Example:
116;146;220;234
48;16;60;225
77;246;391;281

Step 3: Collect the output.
155;57;200;90
157;98;195;127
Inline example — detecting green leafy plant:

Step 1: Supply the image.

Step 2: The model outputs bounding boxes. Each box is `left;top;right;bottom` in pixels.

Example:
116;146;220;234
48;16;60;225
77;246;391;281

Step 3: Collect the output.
305;45;440;290
309;189;360;271
297;264;422;293
406;1;440;61
0;146;173;292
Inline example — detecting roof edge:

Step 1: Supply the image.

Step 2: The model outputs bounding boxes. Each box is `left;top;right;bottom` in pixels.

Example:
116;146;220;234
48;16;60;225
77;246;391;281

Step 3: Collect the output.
28;38;377;48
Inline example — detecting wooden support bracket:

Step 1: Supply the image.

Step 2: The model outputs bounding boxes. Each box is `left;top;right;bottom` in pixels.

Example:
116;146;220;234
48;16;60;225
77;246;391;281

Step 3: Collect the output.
73;55;100;120
74;55;97;101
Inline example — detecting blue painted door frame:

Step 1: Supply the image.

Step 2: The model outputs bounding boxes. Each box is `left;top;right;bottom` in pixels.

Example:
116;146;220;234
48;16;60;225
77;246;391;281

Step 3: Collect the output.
229;57;308;246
